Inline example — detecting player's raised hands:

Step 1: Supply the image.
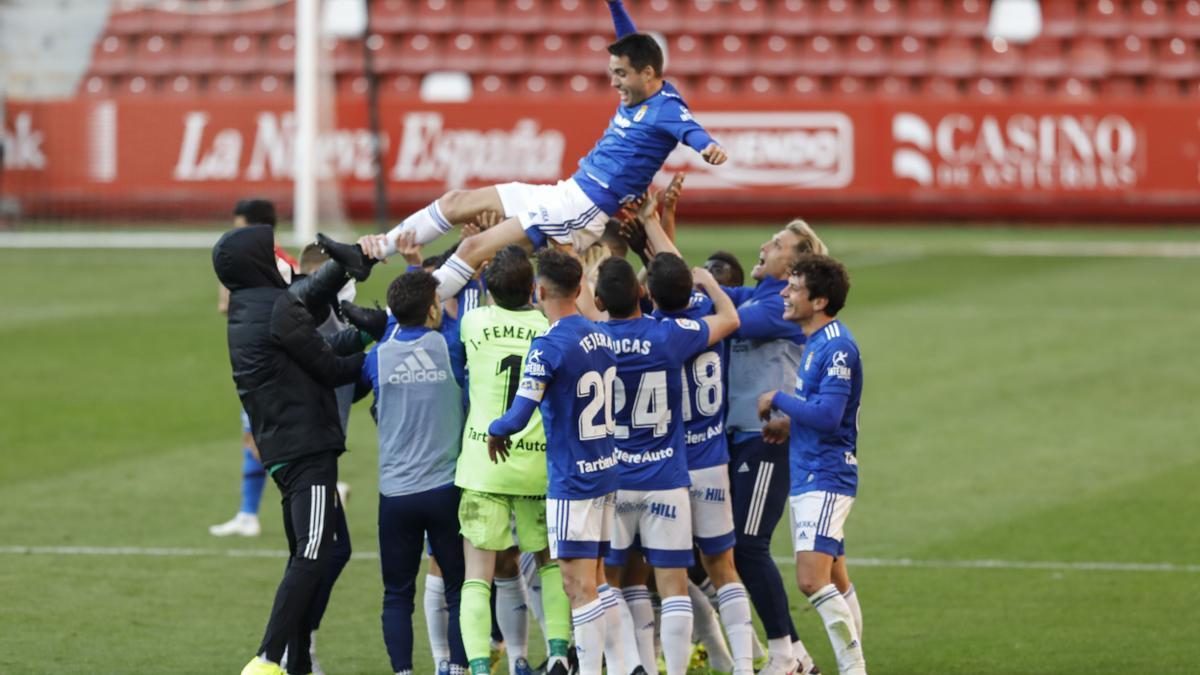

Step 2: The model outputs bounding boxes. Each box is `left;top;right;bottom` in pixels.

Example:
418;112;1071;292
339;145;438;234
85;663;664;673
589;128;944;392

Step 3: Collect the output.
487;433;512;463
658;172;685;210
463;210;502;239
701;143;727;165
757;390;779;421
395;230;422;266
357;233;390;262
691;266;719;292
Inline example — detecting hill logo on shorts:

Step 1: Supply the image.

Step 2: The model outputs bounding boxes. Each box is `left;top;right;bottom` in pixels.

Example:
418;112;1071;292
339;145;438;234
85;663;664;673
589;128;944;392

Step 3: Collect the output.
387;348;449;384
661;112;854;189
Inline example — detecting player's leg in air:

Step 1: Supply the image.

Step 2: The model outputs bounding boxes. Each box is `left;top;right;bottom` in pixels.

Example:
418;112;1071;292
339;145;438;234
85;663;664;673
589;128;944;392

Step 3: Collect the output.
210;409;264;537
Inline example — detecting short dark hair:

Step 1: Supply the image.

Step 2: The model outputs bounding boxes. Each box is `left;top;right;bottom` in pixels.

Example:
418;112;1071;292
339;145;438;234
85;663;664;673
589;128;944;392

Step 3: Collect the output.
595;257;640;318
234;198;276;228
387;270;439;327
646;252;692;313
790;254;850;317
608;33;664;77
298;243;329;275
704;250;744;287
534;249;582;298
485;245;535;310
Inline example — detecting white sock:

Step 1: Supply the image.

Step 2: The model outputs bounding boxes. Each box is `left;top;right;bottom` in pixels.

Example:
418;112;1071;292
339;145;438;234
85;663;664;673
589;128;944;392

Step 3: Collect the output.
495;576;530;671
767;636;793;661
597;584;627;674
433;253;476;301
688;581;733;673
624;585;656;672
844;584;863;642
383;200;455;255
659;595;694;675
752;633;767;661
808;584;865;674
613;587;645;673
519;553;548;646
716;583;754;674
792;639;815;675
424;574;450;664
572;598;607;675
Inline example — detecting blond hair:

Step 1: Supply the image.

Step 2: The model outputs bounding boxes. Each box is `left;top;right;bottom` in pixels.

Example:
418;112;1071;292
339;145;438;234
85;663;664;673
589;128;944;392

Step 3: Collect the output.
784;218;828;256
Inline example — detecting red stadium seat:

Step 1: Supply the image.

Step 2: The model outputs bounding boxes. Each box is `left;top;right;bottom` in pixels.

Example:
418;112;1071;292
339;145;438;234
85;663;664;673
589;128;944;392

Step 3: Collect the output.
798;35;843;75
698;74;735;96
373;0;417;33
1053;77;1097;100
474;73;513;98
1098;77;1139;97
148;1;190;34
930;36;978;78
486;34;532;73
1173;0;1200;39
638;0;686;33
845;34;887;76
380;34;441;74
381;73;420;97
815;0;860;35
174;34;219;75
728;0;769;34
711;35;752;76
191;0;238;34
889;35;930;76
252;73;292;95
121;74;156;96
683;0;728;34
948;0;990;37
1013;75;1048;97
517;74;561;97
833;74;869;96
1082;0;1127;38
503;0;547;33
337;74;370;97
107;0;151;35
1155;37;1200;78
1040;2;1080;38
877;74;913;95
1129;0;1169;37
459;0;501;33
238;4;286;34
966;76;1007;99
208;74;251;97
918;75;962;98
80;74;118;97
531;34;573;74
666;34;710;76
217;34;265;75
564;73;608;96
331;38;365;74
161;74;202;96
754;34;801;75
905;0;949;37
574;34;613;75
744;74;781;94
769;0;817;36
860;0;903;35
263;33;296;74
1147;76;1183;97
1066;36;1110;78
1185;79;1200;97
1024;37;1065;78
444;33;486;72
548;0;613;34
978;37;1022;78
91;35;134;76
1111;34;1152;75
787;74;826;96
413;0;460;32
133;34;174;76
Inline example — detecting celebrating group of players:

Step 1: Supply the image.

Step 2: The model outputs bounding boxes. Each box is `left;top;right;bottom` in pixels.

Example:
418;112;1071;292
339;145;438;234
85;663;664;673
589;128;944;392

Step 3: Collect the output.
219;2;866;675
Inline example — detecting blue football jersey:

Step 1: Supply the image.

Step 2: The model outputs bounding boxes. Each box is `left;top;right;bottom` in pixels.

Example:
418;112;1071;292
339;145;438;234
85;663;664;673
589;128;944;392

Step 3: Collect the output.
572;81;715;216
604;314;711;491
653;292;729;470
516;315;620;500
788;320;863;497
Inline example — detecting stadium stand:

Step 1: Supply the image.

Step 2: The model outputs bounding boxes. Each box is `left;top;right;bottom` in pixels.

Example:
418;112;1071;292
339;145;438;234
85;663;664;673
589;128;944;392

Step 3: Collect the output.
4;0;1197;101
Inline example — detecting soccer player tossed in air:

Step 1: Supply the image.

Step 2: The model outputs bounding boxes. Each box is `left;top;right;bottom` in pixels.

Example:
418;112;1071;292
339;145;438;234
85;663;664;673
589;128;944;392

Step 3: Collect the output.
456;246;575;675
586;256;742;675
486;250;620;675
356;0;727;301
758;256;867;675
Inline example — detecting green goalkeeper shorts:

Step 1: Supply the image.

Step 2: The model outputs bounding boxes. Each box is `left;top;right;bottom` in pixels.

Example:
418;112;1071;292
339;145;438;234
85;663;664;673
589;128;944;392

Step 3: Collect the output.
459;489;548;553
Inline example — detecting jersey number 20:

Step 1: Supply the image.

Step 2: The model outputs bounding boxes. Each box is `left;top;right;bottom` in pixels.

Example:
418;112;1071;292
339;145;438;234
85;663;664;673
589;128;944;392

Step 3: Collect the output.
577;366;617;441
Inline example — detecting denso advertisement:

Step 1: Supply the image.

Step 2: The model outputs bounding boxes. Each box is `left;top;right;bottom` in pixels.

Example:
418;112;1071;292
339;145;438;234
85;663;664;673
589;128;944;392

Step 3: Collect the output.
4;97;1199;219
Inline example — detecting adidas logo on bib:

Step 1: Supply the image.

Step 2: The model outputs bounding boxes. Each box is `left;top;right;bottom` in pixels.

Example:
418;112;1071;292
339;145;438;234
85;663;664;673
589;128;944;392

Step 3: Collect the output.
387;348;449;384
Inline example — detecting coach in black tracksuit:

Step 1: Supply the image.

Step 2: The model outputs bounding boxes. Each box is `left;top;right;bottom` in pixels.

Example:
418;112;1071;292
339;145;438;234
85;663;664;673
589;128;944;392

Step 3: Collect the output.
213;224;366;674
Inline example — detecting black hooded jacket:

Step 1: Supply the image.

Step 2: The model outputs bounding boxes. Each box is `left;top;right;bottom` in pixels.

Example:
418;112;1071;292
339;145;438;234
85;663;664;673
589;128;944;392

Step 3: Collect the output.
212;225;365;467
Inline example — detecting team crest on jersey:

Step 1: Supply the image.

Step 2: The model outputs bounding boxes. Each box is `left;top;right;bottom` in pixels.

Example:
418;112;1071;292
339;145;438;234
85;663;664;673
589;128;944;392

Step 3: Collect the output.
634;105;648;122
674;318;700;331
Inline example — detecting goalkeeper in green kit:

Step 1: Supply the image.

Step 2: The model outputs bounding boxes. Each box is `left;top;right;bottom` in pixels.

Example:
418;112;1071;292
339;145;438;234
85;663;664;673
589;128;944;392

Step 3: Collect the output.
457;245;574;675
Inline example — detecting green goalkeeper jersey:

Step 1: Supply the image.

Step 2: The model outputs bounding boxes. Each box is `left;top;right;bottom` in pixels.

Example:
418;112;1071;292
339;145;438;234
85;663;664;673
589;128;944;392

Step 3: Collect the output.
457;304;550;495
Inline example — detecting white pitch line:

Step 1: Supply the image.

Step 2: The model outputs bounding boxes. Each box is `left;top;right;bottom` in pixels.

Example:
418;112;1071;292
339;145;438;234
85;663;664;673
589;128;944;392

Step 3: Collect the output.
0;231;223;249
978;241;1200;258
1;545;1195;573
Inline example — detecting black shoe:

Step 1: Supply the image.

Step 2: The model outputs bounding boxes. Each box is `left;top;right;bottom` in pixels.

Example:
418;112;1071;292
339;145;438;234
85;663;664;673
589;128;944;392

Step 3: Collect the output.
630;667;648;675
567;645;578;675
316;232;376;282
340;300;389;343
546;661;569;675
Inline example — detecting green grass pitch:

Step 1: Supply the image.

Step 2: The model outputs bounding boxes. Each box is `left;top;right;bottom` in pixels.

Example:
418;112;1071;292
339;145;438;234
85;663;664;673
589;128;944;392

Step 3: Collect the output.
2;226;1199;674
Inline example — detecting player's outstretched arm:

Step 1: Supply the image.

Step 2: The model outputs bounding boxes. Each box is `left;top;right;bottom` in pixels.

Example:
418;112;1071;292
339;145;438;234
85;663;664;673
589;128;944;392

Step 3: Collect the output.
487;395;539;463
658;172;685;242
692;267;740;345
763;389;850;434
607;0;638;37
